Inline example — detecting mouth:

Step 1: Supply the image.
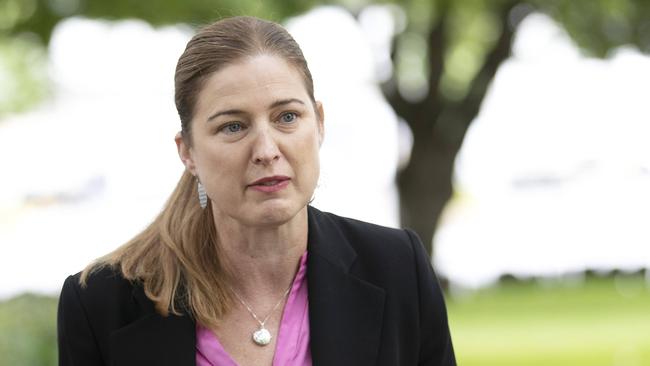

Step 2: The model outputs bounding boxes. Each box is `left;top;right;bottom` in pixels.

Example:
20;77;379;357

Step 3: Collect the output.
248;176;291;193
250;175;290;186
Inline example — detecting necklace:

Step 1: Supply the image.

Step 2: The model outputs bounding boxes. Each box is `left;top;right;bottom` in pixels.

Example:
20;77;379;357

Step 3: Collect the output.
231;285;292;346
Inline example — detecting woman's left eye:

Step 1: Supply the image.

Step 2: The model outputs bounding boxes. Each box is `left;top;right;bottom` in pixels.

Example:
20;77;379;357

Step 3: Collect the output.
279;112;297;124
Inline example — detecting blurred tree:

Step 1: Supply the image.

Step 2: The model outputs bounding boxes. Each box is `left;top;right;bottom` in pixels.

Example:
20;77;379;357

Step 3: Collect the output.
0;33;48;116
377;0;650;257
4;0;318;42
3;0;650;256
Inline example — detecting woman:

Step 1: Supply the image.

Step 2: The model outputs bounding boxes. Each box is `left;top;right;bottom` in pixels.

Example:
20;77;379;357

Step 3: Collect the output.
57;16;455;366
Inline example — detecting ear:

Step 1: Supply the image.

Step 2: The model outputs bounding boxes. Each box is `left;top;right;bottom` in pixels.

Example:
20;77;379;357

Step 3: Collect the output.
175;131;197;175
315;101;325;147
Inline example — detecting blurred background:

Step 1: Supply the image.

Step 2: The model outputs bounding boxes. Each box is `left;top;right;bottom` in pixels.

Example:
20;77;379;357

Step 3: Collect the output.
1;0;649;365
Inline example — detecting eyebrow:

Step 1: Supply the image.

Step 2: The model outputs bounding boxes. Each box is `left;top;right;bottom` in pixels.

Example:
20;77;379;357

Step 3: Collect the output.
269;98;305;109
206;109;243;123
206;98;306;123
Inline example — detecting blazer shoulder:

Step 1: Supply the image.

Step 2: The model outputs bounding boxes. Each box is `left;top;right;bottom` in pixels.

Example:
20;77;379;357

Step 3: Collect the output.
63;266;135;303
315;208;416;256
60;265;150;328
310;207;424;281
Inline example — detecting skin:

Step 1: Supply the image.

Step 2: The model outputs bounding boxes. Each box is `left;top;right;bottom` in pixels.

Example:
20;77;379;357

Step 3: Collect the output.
175;53;324;365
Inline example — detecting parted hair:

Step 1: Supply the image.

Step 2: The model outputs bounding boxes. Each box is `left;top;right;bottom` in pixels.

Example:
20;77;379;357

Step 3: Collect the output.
80;16;315;330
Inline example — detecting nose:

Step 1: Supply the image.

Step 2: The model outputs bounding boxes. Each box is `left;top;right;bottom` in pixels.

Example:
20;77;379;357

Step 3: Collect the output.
251;127;281;165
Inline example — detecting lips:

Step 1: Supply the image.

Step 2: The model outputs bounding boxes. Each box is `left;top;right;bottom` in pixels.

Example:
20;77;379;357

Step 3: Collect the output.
248;176;291;193
250;175;290;186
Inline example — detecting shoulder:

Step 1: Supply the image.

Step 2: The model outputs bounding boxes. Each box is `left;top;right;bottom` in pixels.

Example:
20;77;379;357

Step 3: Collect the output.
309;206;421;264
59;265;150;329
317;209;410;242
62;266;134;305
308;206;427;285
64;266;132;296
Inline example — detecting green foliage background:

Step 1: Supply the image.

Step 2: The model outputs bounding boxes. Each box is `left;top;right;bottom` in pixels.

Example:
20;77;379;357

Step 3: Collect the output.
0;294;57;366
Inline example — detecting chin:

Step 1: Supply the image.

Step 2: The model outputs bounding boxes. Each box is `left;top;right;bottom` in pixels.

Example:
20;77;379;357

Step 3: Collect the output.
250;200;307;227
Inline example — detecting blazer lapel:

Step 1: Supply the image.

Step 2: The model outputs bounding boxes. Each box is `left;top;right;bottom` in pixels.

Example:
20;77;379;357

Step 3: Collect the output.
307;206;386;366
109;285;196;366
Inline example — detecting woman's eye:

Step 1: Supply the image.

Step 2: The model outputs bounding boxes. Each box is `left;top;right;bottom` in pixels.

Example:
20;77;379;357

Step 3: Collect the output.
280;112;297;124
220;122;244;134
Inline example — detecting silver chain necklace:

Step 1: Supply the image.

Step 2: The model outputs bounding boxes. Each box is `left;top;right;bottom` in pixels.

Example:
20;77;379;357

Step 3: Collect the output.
231;285;292;346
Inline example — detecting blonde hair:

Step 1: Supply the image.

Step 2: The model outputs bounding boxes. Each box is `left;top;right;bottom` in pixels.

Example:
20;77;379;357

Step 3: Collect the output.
80;16;315;329
81;171;231;327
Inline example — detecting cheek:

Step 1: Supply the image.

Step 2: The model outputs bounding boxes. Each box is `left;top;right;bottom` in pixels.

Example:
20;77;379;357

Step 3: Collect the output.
191;142;228;179
297;136;321;178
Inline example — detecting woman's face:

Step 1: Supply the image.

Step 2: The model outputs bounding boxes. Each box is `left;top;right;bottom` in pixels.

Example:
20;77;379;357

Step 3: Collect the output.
177;54;324;227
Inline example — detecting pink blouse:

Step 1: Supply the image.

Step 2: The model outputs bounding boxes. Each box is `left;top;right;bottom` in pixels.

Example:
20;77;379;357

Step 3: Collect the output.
196;251;311;366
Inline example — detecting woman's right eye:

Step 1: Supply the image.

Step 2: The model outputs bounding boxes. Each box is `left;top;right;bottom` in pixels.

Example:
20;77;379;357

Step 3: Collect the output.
219;122;245;134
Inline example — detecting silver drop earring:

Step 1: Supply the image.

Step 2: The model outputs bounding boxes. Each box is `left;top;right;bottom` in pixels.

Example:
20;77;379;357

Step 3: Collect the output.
197;179;208;209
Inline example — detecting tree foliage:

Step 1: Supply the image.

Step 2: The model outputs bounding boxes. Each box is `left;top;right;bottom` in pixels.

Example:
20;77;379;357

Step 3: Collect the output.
3;0;321;42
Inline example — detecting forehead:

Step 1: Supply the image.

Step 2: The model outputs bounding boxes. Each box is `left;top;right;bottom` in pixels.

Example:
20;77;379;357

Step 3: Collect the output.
195;54;309;112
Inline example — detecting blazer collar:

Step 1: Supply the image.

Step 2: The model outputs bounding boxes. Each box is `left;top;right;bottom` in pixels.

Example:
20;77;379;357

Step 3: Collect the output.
307;206;386;365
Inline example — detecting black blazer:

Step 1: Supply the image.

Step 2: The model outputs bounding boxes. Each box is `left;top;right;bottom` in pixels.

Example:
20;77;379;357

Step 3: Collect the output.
58;206;456;365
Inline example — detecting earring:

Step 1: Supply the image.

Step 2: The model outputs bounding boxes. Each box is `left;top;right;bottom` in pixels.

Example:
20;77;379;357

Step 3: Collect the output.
197;179;208;209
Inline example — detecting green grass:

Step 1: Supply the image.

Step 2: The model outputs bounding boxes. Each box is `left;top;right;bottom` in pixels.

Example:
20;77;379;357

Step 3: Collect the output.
0;293;58;366
447;276;650;366
1;276;649;365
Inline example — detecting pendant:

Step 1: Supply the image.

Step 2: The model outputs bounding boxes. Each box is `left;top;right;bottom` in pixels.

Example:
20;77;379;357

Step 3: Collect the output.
252;327;272;346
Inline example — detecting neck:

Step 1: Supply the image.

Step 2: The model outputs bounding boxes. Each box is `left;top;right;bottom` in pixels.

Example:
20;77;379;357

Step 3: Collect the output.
213;207;308;298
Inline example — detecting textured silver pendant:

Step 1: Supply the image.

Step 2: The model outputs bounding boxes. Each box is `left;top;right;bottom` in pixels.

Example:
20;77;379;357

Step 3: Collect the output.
252;327;272;346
